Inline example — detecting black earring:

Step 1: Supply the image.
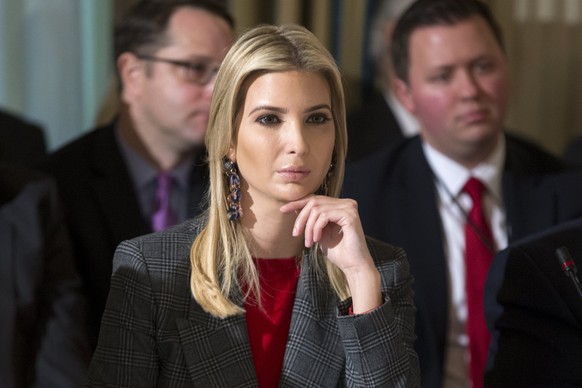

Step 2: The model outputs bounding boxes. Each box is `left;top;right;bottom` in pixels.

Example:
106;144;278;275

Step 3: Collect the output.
223;159;242;221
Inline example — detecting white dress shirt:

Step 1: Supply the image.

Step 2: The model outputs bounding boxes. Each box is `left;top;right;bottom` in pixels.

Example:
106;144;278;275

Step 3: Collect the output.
422;136;508;388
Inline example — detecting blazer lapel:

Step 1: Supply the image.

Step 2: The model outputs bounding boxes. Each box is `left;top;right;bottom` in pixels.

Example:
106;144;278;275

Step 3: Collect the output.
177;291;257;387
88;124;149;243
388;139;448;352
279;254;344;387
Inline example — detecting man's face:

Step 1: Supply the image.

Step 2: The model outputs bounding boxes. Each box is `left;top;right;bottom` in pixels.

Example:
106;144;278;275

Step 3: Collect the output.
396;15;509;167
127;7;233;153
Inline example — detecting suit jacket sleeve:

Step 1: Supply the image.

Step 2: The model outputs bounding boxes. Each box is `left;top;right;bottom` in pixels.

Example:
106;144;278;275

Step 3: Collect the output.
335;239;420;388
0;168;90;388
33;178;91;387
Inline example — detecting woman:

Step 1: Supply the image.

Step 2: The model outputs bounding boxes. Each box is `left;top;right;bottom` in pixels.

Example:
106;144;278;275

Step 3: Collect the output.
86;24;419;387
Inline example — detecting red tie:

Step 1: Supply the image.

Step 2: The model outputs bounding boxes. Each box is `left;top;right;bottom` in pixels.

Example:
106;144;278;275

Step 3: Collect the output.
464;177;494;388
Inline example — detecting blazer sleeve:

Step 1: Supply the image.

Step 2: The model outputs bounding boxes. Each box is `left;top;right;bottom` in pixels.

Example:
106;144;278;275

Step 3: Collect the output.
33;178;91;387
336;240;420;388
86;240;159;387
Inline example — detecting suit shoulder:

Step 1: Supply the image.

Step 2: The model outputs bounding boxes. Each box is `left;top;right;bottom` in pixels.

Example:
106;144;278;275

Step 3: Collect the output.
117;216;206;263
39;124;115;174
506;132;567;173
0;164;55;202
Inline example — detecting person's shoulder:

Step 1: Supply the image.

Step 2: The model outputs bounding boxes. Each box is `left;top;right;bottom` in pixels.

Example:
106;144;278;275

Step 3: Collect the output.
347;135;421;170
38;123;117;176
505;131;567;173
0;163;55;204
118;214;207;260
48;123;115;161
0;109;43;134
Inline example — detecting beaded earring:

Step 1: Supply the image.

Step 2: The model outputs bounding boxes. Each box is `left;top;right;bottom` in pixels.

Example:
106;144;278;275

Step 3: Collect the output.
223;159;242;221
317;161;335;196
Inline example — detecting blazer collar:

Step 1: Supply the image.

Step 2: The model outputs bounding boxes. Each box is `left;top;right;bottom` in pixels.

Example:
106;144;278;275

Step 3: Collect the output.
87;122;150;240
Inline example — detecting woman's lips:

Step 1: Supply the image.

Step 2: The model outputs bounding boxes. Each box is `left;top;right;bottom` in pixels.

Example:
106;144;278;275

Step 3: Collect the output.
277;167;310;181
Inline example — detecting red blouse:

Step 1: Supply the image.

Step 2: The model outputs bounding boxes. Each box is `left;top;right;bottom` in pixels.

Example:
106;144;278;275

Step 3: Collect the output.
244;258;300;388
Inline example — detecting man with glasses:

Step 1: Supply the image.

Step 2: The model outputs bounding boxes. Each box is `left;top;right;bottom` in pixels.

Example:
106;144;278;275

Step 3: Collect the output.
38;0;234;352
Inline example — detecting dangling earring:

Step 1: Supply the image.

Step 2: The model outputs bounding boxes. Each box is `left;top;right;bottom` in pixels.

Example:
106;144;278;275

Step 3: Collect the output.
223;159;242;221
317;161;335;196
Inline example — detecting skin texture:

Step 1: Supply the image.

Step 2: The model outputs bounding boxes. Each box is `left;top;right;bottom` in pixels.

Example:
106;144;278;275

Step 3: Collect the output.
119;7;233;170
395;15;510;169
230;70;382;313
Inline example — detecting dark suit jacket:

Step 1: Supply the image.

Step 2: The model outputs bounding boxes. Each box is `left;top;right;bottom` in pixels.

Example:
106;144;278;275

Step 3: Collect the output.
563;136;582;167
346;91;405;162
37;122;209;349
0;165;89;387
484;218;582;387
86;215;420;387
341;134;582;388
0;110;46;166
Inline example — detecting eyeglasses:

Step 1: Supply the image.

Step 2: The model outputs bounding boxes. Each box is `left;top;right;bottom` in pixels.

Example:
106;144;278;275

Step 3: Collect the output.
137;54;220;85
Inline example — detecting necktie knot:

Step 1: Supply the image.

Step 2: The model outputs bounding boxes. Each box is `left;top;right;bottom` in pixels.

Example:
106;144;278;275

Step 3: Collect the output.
464;177;486;203
151;172;177;232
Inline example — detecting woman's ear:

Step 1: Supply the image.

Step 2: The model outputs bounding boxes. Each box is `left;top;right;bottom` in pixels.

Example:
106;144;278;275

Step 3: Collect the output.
227;146;236;162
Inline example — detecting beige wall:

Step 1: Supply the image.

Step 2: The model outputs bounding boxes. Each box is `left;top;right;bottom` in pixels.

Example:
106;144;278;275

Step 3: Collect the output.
491;0;582;154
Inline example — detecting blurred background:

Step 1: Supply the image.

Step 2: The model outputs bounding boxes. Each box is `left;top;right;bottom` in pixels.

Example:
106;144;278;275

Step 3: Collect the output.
1;0;581;155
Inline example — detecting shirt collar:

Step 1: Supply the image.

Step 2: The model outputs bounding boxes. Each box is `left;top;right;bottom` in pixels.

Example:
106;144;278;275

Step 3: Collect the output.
422;134;506;202
115;126;194;190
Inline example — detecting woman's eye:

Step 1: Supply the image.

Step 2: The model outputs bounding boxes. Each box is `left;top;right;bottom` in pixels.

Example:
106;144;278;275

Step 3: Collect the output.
307;114;331;124
257;114;280;125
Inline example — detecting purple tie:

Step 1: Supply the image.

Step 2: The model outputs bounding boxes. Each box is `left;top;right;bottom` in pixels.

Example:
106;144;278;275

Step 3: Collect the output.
151;172;177;232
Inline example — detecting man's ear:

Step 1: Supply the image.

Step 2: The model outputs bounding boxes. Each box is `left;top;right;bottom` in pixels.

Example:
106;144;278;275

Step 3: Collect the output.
394;78;416;114
117;52;146;104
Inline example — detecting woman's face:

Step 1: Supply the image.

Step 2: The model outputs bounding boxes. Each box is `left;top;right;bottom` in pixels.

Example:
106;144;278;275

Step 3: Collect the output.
230;70;335;211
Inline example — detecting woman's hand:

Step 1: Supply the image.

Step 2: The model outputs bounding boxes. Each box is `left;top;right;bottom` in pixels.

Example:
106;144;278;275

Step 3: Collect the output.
280;195;382;313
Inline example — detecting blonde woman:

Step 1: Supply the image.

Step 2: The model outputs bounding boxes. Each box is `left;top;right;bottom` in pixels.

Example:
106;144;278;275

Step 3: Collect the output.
87;24;419;387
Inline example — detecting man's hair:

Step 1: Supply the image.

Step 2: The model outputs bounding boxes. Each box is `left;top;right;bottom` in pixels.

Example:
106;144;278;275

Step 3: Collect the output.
391;0;504;83
114;0;234;62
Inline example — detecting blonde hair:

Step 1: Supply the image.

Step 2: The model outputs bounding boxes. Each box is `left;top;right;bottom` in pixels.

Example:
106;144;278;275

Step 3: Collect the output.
190;24;348;318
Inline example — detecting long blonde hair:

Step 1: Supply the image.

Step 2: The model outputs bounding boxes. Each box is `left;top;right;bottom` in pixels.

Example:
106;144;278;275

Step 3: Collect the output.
190;24;348;318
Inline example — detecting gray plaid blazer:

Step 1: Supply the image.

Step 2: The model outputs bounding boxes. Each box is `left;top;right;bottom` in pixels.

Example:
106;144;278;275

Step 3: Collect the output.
86;215;419;387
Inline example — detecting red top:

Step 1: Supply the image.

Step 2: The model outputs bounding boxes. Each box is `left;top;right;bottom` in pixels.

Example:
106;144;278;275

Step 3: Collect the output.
244;258;300;388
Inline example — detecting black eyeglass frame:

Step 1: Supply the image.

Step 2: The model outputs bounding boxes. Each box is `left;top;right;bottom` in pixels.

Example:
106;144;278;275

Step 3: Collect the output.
137;54;219;85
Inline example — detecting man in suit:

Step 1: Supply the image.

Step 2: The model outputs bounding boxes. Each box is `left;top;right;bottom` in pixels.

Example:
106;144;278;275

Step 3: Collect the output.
0;164;90;387
346;0;418;161
484;218;582;386
38;0;234;350
342;1;582;387
0;109;46;166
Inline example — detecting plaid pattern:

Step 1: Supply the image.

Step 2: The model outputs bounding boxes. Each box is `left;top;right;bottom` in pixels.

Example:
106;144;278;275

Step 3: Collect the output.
86;215;419;387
